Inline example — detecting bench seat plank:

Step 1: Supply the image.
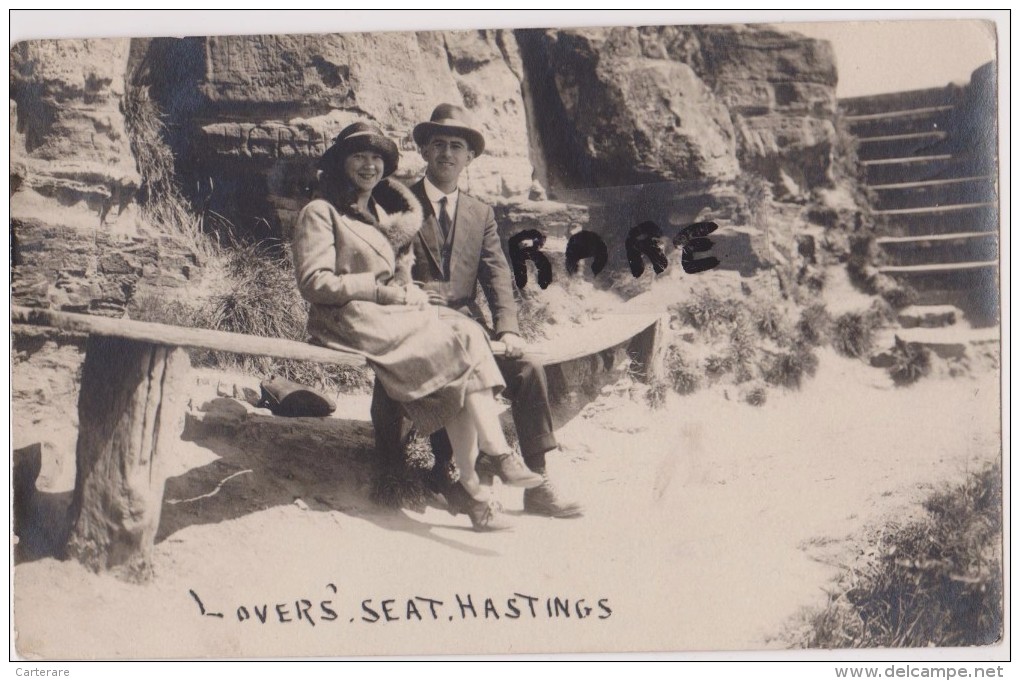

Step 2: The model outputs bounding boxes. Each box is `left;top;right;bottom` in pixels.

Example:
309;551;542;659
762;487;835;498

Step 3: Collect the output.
529;313;663;366
13;305;368;366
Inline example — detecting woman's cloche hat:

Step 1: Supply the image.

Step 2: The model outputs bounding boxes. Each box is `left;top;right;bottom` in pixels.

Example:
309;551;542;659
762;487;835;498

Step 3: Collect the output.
413;103;486;155
319;121;399;179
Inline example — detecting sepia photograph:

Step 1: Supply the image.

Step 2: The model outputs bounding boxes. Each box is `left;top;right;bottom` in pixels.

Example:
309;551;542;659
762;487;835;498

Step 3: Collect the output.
9;10;1005;661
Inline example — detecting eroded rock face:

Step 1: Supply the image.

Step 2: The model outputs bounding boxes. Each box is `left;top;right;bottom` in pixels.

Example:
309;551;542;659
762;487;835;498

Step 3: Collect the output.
516;24;838;199
12;219;198;316
10;23;842;317
138;30;535;237
10;39;141;233
516;27;739;190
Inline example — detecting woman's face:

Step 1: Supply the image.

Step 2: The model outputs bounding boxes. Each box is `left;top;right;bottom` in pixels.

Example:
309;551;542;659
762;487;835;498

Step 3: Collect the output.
343;151;386;195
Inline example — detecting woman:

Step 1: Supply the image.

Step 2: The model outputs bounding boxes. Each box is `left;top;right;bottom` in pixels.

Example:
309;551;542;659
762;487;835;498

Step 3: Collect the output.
292;122;541;531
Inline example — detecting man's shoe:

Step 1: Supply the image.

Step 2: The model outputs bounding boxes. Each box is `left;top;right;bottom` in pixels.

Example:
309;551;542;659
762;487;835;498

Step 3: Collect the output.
466;496;513;532
524;475;584;518
475;452;544;489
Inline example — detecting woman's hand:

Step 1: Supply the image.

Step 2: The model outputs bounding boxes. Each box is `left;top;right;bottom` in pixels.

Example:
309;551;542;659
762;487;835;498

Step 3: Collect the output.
404;284;430;307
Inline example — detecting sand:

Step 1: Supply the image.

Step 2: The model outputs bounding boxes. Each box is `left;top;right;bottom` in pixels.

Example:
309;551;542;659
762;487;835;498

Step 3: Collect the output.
11;348;1001;659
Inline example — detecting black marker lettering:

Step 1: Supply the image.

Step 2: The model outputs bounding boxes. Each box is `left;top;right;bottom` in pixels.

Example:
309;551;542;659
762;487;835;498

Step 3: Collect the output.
509;229;552;289
626;221;669;277
674;221;720;274
565;230;608;276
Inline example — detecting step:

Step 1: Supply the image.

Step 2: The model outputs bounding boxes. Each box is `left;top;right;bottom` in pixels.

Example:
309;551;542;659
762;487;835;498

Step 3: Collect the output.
874;201;997;217
840;86;958;117
870;175;997;210
878;260;997;275
872;326;999;361
875;231;997;245
856;131;950;160
845;106;953;138
875;232;998;267
878;262;999;316
861;155;983;185
875;202;998;237
896;305;962;329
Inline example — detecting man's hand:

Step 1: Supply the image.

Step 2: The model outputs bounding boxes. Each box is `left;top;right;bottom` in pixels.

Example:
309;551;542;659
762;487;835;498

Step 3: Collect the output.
419;281;449;307
425;290;448;306
499;332;526;359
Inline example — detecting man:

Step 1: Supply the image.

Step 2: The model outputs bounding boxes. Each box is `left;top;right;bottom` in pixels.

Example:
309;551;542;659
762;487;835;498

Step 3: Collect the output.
370;103;582;523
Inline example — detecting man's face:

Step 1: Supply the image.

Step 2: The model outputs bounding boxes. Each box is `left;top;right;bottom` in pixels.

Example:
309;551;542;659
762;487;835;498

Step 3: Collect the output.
421;133;475;187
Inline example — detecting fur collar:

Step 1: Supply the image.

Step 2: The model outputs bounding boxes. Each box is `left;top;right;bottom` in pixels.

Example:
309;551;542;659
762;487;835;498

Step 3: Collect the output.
371;178;424;252
319;178;423;253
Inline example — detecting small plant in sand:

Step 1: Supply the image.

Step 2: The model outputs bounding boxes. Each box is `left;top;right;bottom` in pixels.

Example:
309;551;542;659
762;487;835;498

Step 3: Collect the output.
755;303;792;342
645;380;669;409
797;303;832;347
728;311;759;383
673;290;743;337
888;336;932;386
371;432;435;512
762;341;819;390
741;382;768;407
663;344;700;395
798;463;1002;648
515;287;555;342
832;311;878;359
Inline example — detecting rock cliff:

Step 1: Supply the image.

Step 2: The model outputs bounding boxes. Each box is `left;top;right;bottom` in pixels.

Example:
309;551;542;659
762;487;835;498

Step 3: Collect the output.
11;22;845;315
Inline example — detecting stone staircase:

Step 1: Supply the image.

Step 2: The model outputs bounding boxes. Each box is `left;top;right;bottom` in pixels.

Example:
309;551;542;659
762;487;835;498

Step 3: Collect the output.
840;63;999;362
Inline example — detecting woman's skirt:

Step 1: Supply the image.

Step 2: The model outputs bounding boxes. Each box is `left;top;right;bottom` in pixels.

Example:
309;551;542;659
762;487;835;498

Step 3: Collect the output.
394;309;505;435
308;302;505;435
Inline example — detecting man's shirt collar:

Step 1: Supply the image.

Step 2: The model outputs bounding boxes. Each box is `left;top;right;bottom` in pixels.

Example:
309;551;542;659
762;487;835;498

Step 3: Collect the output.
423;176;459;214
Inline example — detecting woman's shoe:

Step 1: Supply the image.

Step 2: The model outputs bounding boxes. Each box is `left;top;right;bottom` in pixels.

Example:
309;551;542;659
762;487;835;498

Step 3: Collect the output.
466;495;513;532
475;452;544;489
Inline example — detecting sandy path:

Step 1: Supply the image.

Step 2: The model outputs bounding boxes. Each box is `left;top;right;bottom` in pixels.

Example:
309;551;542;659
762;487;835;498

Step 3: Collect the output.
12;352;1000;658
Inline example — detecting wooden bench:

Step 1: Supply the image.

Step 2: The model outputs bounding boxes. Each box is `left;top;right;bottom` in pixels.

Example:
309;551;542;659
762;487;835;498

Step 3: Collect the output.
12;304;664;580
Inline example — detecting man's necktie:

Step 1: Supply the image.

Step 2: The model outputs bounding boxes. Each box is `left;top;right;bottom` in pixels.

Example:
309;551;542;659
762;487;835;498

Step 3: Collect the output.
438;196;452;243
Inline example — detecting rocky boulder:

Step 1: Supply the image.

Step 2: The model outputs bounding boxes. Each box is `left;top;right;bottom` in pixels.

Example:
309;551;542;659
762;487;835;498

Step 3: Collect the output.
136;30;536;237
516;27;739;191
10;39;142;233
516;24;838;200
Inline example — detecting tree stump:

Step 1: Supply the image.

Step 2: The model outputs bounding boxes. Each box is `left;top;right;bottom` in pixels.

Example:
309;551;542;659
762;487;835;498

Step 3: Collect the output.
64;336;190;581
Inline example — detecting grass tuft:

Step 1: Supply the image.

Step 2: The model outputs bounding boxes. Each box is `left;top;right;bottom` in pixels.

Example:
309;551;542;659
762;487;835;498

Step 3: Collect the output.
797;463;1002;648
797;304;832;347
663;345;700;395
832;312;877;359
889;336;932;386
134;242;374;394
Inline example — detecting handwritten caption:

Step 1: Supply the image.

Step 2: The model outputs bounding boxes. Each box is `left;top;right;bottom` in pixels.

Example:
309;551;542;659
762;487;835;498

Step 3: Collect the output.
189;584;612;626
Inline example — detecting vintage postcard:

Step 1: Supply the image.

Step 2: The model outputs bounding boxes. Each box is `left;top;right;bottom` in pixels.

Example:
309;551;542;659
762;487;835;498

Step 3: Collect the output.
9;12;1004;660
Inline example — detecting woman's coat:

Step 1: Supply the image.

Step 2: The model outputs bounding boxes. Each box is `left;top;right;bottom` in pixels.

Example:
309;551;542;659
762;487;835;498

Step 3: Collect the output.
291;179;487;403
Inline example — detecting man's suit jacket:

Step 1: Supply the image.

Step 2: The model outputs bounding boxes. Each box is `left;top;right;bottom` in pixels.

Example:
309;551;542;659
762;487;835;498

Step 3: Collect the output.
409;179;521;338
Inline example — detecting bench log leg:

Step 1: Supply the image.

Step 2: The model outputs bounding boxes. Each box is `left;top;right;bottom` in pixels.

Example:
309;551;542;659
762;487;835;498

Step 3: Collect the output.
65;336;190;581
629;315;667;383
